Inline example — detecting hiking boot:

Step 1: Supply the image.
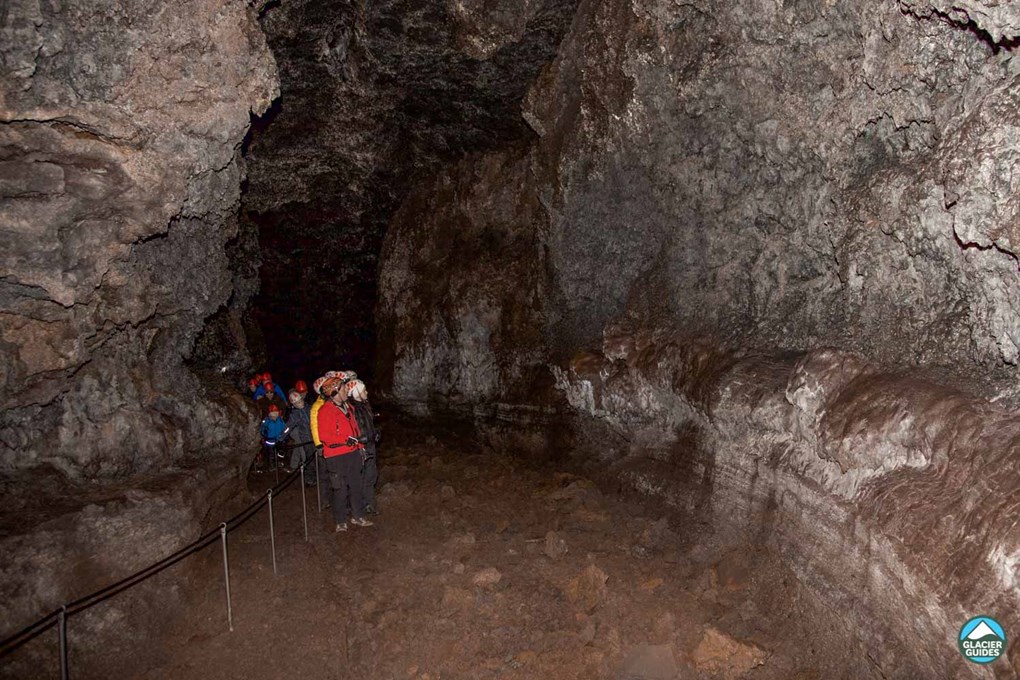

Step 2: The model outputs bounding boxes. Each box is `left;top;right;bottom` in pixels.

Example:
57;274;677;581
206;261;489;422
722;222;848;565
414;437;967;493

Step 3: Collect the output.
351;517;374;527
335;522;349;533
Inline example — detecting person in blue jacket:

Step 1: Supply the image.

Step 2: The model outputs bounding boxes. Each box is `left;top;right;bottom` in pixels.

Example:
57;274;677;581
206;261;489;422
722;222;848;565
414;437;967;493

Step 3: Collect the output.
258;403;287;472
254;379;288;402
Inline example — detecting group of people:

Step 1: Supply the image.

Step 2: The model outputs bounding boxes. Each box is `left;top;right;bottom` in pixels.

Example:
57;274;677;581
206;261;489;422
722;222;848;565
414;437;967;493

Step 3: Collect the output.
247;370;379;533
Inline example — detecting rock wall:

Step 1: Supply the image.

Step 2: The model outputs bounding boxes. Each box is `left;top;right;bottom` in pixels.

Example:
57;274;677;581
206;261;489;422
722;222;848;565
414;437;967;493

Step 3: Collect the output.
1;0;278;478
378;0;1020;676
0;0;278;664
550;326;1020;678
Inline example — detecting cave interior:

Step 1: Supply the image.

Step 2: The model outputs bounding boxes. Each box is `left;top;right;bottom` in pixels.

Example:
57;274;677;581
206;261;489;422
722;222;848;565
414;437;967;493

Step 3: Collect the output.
2;0;1020;678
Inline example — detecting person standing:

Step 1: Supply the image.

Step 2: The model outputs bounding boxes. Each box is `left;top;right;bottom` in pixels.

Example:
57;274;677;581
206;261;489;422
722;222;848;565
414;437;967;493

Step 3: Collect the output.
310;376;330;507
316;376;372;532
254;378;288;402
257;381;287;417
283;388;315;486
258;403;286;473
347;379;379;515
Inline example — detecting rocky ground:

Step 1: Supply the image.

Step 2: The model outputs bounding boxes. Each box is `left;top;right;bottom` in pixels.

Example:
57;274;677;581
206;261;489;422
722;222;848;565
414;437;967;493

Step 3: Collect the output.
36;421;875;680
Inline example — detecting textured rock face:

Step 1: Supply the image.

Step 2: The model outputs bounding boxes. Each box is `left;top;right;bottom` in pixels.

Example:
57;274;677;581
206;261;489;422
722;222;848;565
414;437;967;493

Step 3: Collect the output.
1;0;278;478
551;326;1020;677
0;0;277;660
242;0;577;378
378;0;1020;676
383;0;1020;382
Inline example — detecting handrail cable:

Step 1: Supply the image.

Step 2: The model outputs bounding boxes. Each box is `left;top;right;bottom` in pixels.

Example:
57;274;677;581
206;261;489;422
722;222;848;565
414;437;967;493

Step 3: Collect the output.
0;442;312;659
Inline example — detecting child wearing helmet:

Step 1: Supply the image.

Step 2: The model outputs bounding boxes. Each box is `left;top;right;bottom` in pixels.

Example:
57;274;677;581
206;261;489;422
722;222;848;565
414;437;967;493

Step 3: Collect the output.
257;404;287;473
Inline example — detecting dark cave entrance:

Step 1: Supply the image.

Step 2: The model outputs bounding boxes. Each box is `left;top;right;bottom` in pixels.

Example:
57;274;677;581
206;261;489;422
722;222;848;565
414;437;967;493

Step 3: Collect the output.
246;204;381;386
238;0;580;390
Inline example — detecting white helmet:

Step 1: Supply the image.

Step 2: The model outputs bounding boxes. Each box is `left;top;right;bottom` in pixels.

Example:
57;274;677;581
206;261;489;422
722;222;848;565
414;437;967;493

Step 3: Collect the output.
348;379;368;402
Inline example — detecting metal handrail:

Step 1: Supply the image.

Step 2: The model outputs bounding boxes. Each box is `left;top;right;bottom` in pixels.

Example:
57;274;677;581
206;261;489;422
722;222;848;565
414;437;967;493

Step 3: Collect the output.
0;442;321;677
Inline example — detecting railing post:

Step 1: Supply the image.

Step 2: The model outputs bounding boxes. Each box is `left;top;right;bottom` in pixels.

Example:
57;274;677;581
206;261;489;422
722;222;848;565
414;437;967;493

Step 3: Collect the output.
268;489;277;576
58;605;68;680
300;462;309;542
219;523;233;632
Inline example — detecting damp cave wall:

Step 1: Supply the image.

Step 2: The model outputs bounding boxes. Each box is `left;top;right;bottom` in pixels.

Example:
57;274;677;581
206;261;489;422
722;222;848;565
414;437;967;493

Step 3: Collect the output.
0;0;278;662
376;0;1020;677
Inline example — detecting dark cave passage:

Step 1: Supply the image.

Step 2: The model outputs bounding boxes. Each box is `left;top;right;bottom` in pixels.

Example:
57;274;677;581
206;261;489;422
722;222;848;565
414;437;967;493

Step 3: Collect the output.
241;0;581;389
246;204;380;385
3;0;1020;678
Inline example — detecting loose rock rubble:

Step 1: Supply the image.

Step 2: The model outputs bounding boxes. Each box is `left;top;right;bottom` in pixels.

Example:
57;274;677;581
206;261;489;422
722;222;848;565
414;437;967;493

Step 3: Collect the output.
112;424;882;680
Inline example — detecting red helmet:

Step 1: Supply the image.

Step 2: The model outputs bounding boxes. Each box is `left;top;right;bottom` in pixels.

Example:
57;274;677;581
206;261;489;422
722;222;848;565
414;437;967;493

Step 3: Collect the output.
294;379;308;393
263;381;273;391
263;372;272;382
267;404;281;415
248;377;259;387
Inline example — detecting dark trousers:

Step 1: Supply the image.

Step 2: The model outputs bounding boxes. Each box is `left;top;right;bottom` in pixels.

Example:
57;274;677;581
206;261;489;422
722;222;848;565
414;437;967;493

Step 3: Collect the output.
291;444;316;485
260;444;278;471
325;452;364;524
314;449;330;506
362;445;378;511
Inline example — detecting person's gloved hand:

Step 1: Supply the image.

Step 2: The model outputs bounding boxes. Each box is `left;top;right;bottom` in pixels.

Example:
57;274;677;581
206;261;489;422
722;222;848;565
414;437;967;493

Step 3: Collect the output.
315;444;323;456
346;436;359;446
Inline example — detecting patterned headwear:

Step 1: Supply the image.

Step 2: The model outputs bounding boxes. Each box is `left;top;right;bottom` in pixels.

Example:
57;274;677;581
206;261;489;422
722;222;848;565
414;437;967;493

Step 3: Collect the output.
320;376;346;398
313;376;327;395
348;379;368;402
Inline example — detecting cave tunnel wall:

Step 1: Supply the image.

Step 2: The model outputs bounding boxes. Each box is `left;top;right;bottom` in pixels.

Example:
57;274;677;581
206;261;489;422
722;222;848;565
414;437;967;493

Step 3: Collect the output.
373;0;1020;677
0;0;280;659
1;0;278;480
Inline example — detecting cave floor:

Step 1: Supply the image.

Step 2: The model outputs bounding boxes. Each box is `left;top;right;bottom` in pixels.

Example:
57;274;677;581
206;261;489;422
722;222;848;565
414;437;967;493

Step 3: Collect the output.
131;423;858;680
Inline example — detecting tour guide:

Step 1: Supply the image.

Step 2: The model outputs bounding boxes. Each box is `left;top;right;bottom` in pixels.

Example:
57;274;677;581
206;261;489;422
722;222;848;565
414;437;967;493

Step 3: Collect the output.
316;375;373;533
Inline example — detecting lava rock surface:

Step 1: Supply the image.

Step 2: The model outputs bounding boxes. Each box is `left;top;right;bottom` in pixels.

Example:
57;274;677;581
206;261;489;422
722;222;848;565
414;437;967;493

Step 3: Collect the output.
1;0;278;478
0;0;278;658
375;1;1020;677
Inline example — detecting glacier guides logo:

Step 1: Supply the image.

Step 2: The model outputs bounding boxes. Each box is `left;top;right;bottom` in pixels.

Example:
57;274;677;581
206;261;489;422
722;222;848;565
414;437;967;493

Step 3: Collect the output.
959;616;1006;664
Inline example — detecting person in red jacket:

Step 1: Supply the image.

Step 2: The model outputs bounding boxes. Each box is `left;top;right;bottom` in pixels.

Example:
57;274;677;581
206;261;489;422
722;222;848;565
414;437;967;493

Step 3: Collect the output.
317;375;373;532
